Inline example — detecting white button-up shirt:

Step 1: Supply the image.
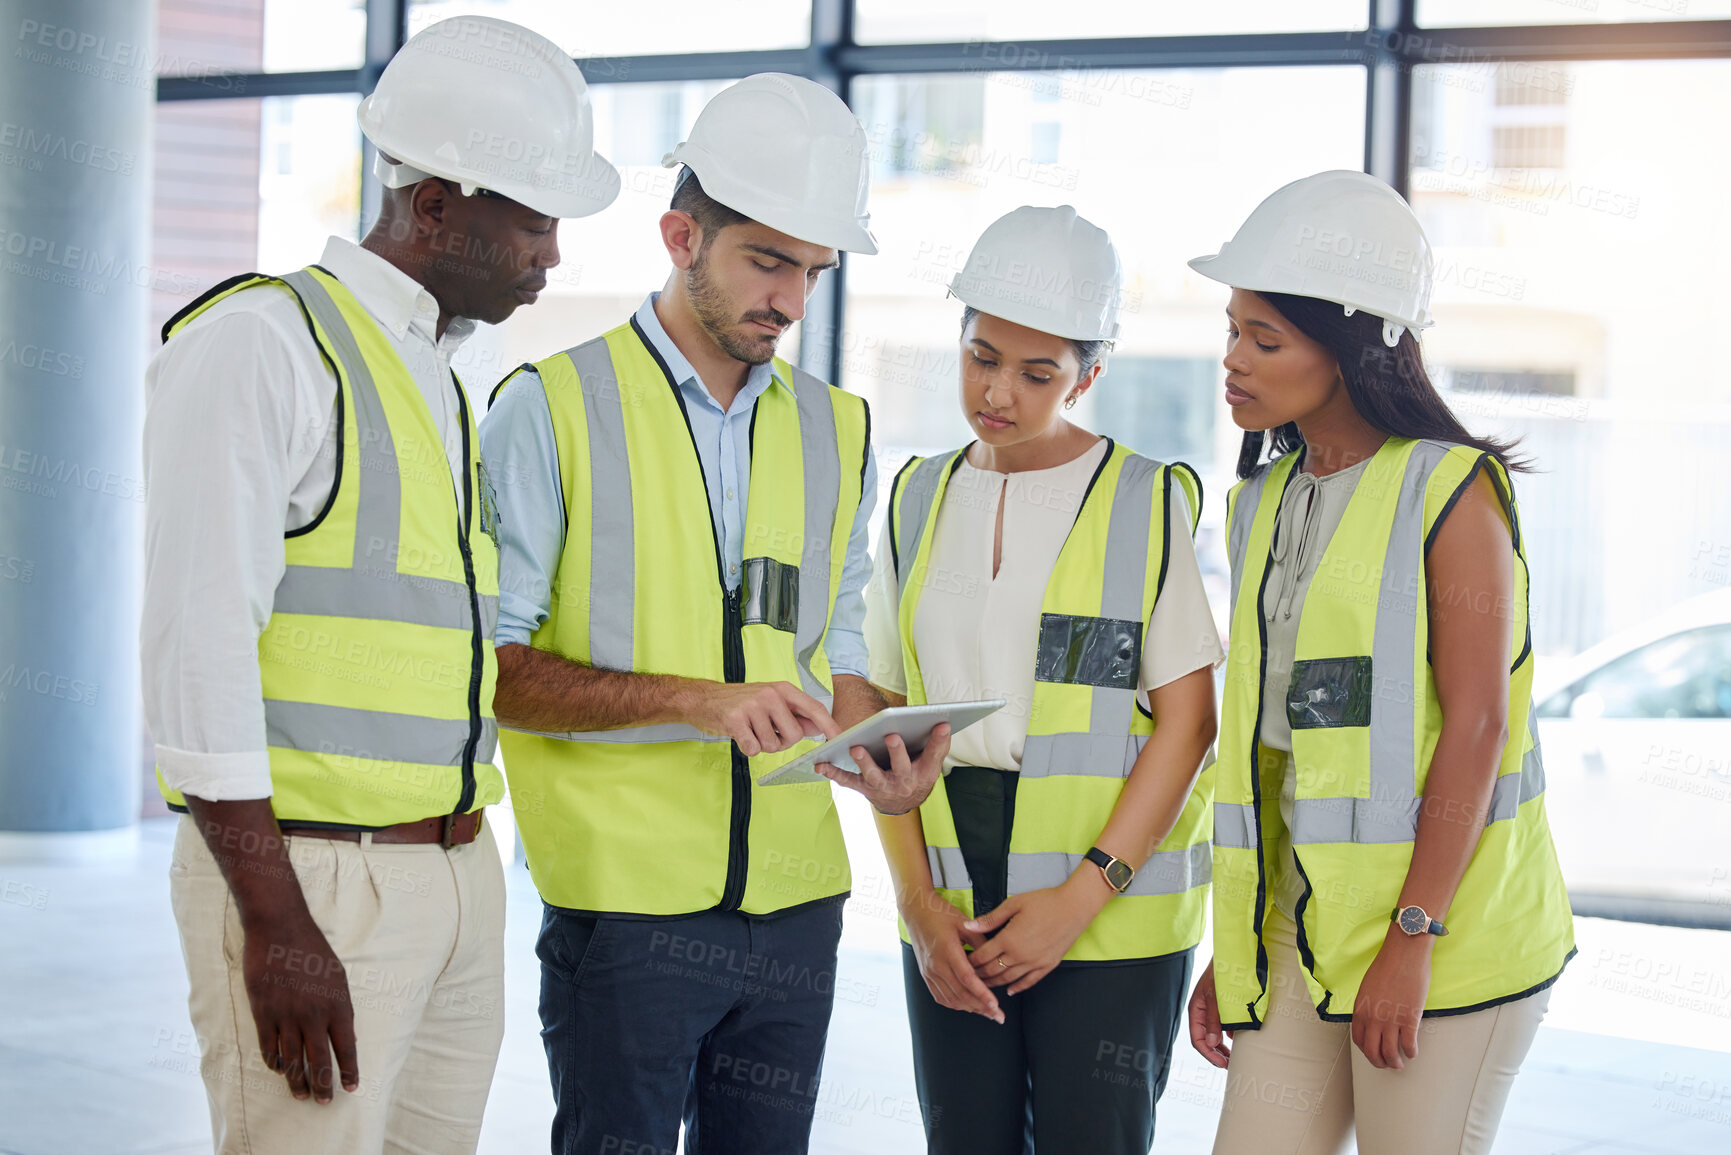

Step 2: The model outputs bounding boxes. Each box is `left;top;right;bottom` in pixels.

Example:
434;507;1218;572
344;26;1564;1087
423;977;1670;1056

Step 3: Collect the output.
141;237;476;802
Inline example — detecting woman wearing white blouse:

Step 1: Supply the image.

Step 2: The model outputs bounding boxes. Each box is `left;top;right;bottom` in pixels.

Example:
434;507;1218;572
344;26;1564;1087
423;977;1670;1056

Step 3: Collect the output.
858;207;1223;1154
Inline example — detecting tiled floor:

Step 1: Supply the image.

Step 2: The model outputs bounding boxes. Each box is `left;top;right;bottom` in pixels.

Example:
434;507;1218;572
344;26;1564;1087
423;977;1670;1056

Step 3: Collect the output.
3;810;1729;1155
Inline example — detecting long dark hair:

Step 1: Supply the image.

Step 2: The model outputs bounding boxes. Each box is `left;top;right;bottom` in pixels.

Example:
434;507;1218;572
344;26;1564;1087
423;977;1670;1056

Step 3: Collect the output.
1235;291;1530;479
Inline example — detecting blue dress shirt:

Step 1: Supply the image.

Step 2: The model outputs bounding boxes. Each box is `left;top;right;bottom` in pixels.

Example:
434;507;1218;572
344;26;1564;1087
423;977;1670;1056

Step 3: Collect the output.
480;293;877;678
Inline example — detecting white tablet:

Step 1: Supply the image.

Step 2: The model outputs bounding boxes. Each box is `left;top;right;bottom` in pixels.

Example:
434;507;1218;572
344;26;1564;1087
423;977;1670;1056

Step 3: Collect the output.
756;699;1006;786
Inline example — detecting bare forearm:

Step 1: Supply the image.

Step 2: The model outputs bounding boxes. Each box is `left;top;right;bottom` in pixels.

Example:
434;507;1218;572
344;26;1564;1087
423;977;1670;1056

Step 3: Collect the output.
876;809;945;914
493;642;700;733
831;673;887;730
1397;716;1507;923
183;796;314;933
1095;669;1217;870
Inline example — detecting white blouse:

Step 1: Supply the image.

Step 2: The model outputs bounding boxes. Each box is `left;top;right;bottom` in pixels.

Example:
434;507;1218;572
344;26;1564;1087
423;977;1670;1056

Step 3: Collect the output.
864;438;1224;772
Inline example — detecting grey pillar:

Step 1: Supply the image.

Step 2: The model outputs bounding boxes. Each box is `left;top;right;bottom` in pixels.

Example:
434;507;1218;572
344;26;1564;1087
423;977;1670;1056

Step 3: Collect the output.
0;0;156;851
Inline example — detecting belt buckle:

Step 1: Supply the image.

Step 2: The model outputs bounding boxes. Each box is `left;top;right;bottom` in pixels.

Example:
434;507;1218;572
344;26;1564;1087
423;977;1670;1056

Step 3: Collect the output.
441;812;458;849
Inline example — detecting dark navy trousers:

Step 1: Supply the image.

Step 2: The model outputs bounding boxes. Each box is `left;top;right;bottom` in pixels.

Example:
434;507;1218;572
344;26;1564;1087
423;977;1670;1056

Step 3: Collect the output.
536;898;846;1155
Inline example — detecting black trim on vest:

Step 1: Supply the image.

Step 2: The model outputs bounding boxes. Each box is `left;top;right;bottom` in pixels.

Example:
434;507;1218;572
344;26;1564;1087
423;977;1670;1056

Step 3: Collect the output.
628;314;750;913
1074;437;1116;513
1171;460;1204;534
450;378;484;818
161;271;264;343
1242;457;1306;1029
279;267;354;539
1302;948;1577;1026
1154;465;1175;605
1481;462;1535;674
886;455;922;580
858;396;872;492
541;890;851;924
490;362;535;407
1423;453;1486;558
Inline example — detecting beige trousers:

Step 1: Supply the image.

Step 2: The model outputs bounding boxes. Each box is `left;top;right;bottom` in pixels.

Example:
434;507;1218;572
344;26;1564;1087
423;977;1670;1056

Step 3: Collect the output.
168;814;507;1155
1212;908;1550;1155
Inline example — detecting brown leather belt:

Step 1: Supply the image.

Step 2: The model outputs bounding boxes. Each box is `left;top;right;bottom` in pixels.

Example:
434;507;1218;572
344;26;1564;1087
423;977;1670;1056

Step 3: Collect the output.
280;811;482;849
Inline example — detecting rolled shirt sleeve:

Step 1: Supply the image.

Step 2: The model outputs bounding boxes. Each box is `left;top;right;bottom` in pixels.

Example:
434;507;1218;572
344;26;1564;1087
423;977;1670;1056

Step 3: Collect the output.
142;307;311;801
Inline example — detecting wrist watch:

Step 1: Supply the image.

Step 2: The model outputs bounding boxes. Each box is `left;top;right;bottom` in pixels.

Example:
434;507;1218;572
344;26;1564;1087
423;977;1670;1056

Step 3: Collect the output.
1084;847;1135;894
1392;904;1450;937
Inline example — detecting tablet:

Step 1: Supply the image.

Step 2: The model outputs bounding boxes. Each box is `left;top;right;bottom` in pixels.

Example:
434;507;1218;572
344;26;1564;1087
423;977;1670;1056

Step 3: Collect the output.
756;699;1006;786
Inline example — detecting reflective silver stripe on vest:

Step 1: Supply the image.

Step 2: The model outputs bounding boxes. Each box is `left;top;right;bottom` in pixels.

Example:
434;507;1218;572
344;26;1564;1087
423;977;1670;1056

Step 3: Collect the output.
1018;732;1147;779
893;453;960;589
568;337;636;670
787;364;840;705
1284;708;1549;845
1214;800;1256;850
274;272;492;632
742;556;799;633
1227;466;1272;621
1089;455;1159;739
265;699;475;766
1007;842;1211;898
560;341;844;706
500;721;728;745
927;844;972;890
1018;456;1160;780
1362;440;1455;825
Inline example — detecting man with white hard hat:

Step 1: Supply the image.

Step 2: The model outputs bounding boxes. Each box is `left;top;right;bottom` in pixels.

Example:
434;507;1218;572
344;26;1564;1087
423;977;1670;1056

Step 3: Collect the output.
481;73;948;1154
141;17;615;1153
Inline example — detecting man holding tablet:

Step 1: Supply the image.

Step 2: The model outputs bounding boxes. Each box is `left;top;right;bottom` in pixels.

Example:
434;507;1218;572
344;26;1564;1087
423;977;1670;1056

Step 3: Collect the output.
480;75;948;1155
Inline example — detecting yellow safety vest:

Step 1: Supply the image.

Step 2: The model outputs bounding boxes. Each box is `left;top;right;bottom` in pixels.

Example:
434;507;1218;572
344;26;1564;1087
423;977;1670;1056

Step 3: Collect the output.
495;318;869;916
156;266;504;826
1213;437;1574;1027
887;441;1213;961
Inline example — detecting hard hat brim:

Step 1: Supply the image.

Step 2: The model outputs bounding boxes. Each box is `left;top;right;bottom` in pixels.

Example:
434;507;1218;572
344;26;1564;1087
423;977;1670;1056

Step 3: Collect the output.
1187;251;1432;334
662;149;877;255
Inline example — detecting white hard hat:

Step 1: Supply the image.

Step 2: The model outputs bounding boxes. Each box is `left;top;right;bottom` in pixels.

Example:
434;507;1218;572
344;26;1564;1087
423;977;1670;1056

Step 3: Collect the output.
357;16;619;219
1188;170;1433;347
662;74;877;254
949;205;1123;342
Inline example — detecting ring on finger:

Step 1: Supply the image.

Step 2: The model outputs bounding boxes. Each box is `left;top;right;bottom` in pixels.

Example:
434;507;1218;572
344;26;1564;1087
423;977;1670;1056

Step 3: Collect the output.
997;957;1010;969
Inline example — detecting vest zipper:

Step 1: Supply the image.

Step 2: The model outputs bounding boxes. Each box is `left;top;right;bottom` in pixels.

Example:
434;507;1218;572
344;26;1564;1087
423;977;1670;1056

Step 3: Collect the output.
720;586;750;911
630;316;753;914
451;381;483;817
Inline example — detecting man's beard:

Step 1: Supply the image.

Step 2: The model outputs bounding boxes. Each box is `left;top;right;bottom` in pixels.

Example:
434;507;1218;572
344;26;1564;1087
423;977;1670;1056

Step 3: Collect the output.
688;249;788;367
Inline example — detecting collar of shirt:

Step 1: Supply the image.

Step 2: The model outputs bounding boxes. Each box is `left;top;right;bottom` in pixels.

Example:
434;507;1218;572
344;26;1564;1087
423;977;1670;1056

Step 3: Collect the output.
633;292;787;415
318;236;477;357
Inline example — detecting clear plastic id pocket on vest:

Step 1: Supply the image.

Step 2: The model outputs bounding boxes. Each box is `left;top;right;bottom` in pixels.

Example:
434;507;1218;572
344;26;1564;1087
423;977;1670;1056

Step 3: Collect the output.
1286;655;1375;730
1034;613;1141;690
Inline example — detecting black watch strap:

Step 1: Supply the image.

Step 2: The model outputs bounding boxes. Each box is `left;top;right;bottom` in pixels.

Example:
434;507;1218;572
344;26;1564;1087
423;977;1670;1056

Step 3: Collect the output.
1084;847;1135;894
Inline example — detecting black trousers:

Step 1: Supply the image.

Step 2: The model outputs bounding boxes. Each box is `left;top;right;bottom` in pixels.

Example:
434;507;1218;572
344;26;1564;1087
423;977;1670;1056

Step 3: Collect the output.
903;945;1193;1155
904;766;1193;1155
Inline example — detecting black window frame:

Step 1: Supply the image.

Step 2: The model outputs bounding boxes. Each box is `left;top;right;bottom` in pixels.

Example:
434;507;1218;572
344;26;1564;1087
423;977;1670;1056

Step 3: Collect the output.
155;0;1731;384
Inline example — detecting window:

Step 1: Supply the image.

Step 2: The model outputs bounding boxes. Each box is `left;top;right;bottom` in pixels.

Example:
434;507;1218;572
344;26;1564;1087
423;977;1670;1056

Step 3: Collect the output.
856;0;1367;43
1543;626;1731;719
157;0;367;75
1409;59;1731;658
845;67;1367;468
1492;123;1566;169
150;95;361;344
406;0;811;57
1419;0;1731;26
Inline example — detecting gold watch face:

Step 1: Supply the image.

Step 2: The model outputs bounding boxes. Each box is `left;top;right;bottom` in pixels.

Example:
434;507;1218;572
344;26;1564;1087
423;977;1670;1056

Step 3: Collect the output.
1105;860;1135;893
1398;906;1429;935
